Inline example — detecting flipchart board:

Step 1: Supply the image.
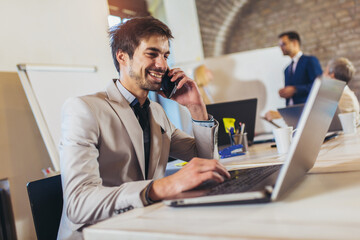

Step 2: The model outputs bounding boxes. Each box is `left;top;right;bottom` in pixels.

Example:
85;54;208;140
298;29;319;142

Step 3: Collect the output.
17;64;105;171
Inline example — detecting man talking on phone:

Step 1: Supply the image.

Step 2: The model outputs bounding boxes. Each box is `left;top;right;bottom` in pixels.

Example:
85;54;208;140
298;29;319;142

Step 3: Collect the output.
57;16;230;239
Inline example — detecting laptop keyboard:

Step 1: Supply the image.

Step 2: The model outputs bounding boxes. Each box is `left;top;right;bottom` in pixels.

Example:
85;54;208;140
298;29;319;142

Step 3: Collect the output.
204;164;282;196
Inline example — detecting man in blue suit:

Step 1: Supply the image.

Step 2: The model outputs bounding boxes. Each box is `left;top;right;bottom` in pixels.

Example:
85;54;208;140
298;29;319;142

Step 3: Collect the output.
278;31;323;106
265;31;323;121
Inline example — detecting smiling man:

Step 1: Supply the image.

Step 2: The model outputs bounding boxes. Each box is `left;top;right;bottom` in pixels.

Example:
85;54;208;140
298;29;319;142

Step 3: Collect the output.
57;16;230;240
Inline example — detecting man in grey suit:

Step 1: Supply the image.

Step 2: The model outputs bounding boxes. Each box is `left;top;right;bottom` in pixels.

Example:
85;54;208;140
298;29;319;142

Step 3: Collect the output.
57;17;230;239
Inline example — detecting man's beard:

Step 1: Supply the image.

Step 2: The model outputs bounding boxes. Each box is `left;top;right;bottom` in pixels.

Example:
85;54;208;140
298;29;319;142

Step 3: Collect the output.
129;62;161;91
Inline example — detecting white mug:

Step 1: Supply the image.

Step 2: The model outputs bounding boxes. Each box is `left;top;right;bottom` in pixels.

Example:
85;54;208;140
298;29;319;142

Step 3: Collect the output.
338;112;357;134
273;127;295;154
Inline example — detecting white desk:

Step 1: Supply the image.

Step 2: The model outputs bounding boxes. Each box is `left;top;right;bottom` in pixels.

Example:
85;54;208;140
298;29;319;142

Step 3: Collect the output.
83;132;360;240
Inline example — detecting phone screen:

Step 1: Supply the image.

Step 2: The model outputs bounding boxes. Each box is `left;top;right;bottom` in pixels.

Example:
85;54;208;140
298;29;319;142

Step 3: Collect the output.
161;69;177;98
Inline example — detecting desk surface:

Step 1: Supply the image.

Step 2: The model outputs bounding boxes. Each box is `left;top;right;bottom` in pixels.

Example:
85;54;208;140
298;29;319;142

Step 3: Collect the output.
84;131;360;240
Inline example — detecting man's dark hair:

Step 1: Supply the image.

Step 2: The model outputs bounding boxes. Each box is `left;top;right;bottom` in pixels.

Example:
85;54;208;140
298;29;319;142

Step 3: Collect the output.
278;31;301;45
109;16;174;73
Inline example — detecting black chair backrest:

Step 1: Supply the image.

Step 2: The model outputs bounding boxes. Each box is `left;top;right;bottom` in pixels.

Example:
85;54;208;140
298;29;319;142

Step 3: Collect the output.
0;187;17;240
27;175;63;240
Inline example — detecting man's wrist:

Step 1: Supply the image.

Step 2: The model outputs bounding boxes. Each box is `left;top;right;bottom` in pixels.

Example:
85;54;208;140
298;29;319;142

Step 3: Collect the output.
187;103;208;121
193;115;215;128
141;181;159;206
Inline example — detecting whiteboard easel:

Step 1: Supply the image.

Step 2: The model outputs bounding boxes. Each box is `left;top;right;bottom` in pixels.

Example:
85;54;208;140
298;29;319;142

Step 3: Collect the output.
17;64;104;171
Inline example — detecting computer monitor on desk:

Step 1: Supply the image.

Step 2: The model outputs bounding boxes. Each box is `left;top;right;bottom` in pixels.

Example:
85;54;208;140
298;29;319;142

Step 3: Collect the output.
206;99;257;148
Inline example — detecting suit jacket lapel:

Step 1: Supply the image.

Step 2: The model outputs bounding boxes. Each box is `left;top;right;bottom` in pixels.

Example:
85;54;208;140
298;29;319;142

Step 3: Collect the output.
147;104;164;179
105;80;146;179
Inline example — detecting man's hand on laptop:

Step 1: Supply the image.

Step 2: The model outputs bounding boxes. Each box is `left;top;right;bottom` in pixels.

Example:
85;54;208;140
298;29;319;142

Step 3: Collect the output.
149;158;230;201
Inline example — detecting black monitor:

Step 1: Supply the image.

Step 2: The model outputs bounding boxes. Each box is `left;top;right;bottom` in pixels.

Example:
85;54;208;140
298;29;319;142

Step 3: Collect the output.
206;98;257;147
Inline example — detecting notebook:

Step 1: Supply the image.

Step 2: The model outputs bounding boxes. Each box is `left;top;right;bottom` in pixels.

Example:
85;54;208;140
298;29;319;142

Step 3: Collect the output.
163;77;345;207
278;104;342;132
206;99;257;147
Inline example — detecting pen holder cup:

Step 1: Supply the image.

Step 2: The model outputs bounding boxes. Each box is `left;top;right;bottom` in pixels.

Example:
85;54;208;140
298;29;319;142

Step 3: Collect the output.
232;132;248;152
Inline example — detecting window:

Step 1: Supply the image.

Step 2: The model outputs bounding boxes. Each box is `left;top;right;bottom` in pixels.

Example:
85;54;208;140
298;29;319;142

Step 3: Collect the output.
108;15;121;27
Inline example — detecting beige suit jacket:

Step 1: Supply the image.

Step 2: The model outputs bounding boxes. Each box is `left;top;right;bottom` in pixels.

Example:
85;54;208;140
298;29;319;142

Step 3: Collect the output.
57;79;218;239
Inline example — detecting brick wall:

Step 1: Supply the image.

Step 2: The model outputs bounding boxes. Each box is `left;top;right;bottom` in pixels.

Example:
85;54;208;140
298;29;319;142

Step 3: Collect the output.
196;0;360;97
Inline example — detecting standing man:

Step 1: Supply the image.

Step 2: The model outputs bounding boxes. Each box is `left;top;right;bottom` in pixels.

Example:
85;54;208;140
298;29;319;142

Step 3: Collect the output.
278;31;322;106
57;16;229;240
265;31;323;121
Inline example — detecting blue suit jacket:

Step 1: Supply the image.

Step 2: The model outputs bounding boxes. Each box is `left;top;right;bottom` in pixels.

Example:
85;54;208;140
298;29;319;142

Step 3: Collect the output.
284;55;322;105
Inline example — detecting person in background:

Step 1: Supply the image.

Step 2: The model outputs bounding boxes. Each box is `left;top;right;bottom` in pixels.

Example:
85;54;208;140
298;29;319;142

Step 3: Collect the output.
193;64;214;105
265;31;323;121
57;16;229;240
324;57;359;124
277;31;323;106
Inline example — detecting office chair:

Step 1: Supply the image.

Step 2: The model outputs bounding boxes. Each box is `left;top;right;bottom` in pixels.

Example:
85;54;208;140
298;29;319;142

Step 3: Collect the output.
0;187;17;240
27;175;63;240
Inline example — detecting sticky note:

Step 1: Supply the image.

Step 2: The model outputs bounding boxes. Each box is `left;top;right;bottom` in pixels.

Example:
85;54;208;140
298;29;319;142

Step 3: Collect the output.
223;118;235;133
175;162;188;167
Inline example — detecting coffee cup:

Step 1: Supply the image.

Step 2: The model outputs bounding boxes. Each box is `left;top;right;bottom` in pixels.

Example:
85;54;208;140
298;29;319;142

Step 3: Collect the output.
338;112;357;134
272;126;295;154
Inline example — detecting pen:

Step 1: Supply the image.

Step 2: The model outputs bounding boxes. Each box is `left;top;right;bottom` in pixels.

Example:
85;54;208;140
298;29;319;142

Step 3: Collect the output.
240;123;245;135
260;116;281;128
227;127;233;145
230;127;235;145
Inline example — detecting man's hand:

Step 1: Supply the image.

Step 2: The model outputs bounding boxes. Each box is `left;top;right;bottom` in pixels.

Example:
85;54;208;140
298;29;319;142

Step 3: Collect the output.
279;86;296;99
148;158;230;201
264;110;282;121
158;68;208;121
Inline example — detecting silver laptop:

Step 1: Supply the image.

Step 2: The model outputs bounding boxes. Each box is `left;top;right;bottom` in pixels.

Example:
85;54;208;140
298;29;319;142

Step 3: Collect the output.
164;77;345;206
278;104;342;132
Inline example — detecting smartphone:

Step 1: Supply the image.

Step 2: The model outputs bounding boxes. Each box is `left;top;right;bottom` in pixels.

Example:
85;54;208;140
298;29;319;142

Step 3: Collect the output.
161;69;177;98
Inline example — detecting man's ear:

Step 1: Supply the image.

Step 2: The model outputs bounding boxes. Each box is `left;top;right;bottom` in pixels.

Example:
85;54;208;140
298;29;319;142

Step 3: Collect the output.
116;50;128;65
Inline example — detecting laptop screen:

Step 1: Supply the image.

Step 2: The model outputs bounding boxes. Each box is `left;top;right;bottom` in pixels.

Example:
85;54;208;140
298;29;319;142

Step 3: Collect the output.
206;99;257;146
277;104;342;132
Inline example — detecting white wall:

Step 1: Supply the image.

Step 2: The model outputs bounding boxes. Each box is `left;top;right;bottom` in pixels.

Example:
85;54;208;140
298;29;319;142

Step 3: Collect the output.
0;72;52;240
162;0;204;65
0;0;116;239
176;47;291;134
148;0;204;133
0;0;117;81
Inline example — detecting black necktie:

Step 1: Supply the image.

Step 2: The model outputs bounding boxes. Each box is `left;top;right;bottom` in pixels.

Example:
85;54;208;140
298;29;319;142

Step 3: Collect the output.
131;99;151;179
289;60;294;80
286;61;295;106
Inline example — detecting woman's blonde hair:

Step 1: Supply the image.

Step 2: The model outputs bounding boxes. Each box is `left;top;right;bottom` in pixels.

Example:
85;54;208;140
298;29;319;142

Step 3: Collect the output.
194;64;213;104
194;64;212;87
